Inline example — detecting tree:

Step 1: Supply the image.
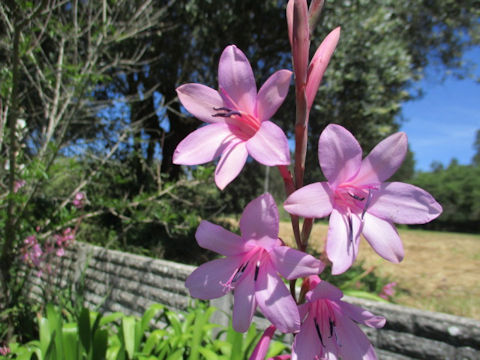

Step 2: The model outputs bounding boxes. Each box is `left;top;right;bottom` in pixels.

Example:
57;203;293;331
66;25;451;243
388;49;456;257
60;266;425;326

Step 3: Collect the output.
473;129;480;166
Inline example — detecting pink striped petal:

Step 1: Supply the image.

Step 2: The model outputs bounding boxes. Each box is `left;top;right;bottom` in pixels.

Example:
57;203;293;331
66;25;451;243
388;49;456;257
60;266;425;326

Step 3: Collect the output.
185;256;242;300
233;268;256;332
368;182;442;224
326;209;362;275
214;140;248;190
283;182;333;218
176;84;225;123
218;45;256;114
354;132;407;185
306;27;340;110
319;124;362;187
270;246;324;280
362;212;404;263
173;123;233;165
255;70;292;122
339;302;386;328
240;193;279;241
195;220;246;256
247;121;290;166
255;262;300;333
292;314;321;360
308;280;343;302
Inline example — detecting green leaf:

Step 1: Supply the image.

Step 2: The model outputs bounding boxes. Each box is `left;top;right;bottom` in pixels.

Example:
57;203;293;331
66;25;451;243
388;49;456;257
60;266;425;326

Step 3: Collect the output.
122;316;136;359
78;307;92;354
92;329;108;360
343;289;389;302
62;323;79;360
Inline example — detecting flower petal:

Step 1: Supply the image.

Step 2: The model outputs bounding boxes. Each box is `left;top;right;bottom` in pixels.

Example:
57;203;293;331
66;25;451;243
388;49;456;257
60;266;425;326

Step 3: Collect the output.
240;193;279;242
283;182;333;218
214;140;248;190
218;45;256;114
247;121;290;166
319;124;362;187
196;220;246;256
270;246;324;280
173;123;234;165
308;280;343;302
176;84;225;123
306;27;340;110
255;261;300;333
334;310;378;360
249;325;276;360
292;313;321;360
185;256;242;300
368;182;443;224
362;212;404;263
339;301;386;328
255;69;292;122
326;209;362;275
354;132;407;185
233;267;257;332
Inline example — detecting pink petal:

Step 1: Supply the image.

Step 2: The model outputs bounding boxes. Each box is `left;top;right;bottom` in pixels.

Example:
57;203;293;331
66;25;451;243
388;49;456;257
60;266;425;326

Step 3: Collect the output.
326;209;362;275
196;220;246;256
368;182;443;224
255;262;300;333
185;256;242;300
249;325;276;360
292;314;321;360
218;45;256;114
306;27;341;110
176;84;226;123
255;70;292;122
215;140;248;190
233;267;257;332
354;132;407;185
173;123;234;165
246;121;290;166
318;124;362;187
308;280;343;302
270;246;324;280
334;310;378;360
362;213;404;263
240;193;279;241
283;182;333;218
339;301;386;328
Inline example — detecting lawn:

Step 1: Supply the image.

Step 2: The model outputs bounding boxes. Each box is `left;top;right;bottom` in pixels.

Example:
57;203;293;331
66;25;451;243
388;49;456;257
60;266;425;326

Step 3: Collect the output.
278;221;480;320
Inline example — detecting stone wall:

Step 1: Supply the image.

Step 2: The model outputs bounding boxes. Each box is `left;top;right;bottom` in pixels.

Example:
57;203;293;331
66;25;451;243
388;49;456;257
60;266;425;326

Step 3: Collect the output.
25;242;480;360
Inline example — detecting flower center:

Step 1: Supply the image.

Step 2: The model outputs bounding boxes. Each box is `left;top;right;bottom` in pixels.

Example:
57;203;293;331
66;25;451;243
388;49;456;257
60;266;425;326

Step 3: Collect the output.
212;106;260;140
313;300;341;351
334;183;376;218
219;248;264;293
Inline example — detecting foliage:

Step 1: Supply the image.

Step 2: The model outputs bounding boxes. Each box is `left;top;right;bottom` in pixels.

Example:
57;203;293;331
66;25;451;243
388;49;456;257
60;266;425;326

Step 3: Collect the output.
410;161;480;233
0;302;287;360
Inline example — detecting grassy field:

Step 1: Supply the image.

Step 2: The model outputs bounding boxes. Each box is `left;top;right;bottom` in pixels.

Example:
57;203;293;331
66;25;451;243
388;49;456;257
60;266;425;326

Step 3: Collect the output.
278;221;480;320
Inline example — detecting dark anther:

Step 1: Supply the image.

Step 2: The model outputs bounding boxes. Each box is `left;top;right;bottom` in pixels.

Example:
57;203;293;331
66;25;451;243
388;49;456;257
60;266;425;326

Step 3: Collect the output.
348;192;365;201
233;261;249;282
329;318;335;338
348;214;353;244
361;189;373;220
212;106;241;118
254;263;260;281
314;318;326;347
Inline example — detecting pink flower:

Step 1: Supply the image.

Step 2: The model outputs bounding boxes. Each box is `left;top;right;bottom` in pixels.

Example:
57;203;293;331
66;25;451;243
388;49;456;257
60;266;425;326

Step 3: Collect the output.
73;192;86;209
13;179;26;193
186;193;324;333
284;124;442;274
292;276;385;360
379;281;397;300
0;345;10;355
174;45;292;190
249;325;292;360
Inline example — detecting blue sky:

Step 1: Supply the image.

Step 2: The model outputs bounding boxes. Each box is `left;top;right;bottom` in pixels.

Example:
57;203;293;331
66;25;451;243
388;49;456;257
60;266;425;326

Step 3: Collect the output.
400;47;480;172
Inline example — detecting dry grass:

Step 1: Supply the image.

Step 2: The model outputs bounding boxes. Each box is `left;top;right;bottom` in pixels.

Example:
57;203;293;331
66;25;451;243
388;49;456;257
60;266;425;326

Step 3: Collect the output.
278;221;480;320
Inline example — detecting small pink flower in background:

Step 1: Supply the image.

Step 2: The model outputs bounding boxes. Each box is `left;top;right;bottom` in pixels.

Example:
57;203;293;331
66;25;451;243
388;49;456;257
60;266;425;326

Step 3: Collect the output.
174;45;292;189
379;281;397;300
292;276;385;360
21;235;43;268
186;193;324;333
284;124;442;274
0;345;10;355
73;191;86;209
13;179;26;193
